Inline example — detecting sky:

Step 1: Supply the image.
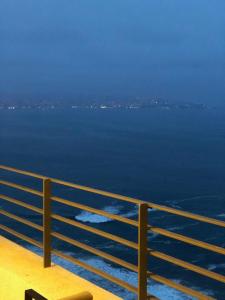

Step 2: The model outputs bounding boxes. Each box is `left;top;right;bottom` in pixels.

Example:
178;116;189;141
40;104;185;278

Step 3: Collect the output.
0;0;225;104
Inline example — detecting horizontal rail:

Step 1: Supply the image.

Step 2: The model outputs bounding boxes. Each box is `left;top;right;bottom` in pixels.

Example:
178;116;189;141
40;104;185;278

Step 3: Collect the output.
51;178;141;205
52;196;138;227
149;249;225;284
0;180;42;197
0;165;46;180
52;249;138;294
0;194;43;214
58;292;93;300
1;165;224;300
0;209;43;231
51;214;138;250
147;203;225;228
149;227;225;256
0;165;139;204
0;224;42;248
148;272;215;300
52;231;138;272
1;165;224;228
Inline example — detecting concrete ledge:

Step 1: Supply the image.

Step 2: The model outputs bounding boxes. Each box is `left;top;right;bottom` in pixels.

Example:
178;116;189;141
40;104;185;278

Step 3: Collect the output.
0;236;121;300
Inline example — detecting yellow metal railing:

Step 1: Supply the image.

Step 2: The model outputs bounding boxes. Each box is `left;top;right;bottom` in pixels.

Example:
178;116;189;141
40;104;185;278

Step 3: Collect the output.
0;165;225;300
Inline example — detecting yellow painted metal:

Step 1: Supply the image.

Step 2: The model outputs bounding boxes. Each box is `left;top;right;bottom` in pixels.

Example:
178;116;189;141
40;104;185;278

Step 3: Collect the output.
53;177;225;227
51;213;138;249
52;195;138;227
138;203;148;300
149;249;225;283
1;164;225;300
0;164;47;179
147;203;225;228
51;178;141;204
43;178;52;268
52;231;138;272
0;179;42;196
149;226;225;255
1;165;225;227
1;165;225;228
0;194;43;214
58;292;93;300
148;272;216;300
0;224;42;248
0;209;43;231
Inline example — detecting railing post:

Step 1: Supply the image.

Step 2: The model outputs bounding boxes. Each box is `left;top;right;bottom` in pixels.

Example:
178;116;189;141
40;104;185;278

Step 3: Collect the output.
43;178;51;268
138;202;148;300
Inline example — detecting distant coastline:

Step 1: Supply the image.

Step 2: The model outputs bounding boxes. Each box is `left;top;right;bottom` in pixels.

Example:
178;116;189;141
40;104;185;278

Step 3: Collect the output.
0;98;210;111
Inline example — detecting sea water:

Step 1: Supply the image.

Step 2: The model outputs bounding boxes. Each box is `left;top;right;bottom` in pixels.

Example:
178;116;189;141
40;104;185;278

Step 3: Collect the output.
0;108;225;299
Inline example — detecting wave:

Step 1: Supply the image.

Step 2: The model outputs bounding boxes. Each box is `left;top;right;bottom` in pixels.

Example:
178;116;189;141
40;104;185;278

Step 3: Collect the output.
75;205;137;224
217;213;225;219
167;222;199;232
169;194;221;205
208;263;225;271
77;257;196;300
53;255;196;300
26;245;213;300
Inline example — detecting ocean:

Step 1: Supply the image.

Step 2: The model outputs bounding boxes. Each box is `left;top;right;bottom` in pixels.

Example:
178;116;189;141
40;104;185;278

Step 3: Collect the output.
0;108;225;299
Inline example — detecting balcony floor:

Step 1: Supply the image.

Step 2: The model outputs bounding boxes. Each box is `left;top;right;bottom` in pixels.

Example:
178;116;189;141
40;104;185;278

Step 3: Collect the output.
0;236;121;300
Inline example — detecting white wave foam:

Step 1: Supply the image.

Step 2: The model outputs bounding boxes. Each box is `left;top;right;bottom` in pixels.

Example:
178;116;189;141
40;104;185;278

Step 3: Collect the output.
26;245;212;300
54;256;195;300
120;210;137;218
167;222;199;232
208;263;225;271
217;213;225;218
170;195;219;205
75;210;111;223
75;205;137;224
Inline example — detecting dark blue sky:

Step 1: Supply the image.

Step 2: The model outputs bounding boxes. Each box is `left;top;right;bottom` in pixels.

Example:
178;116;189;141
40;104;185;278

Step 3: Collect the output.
0;0;225;103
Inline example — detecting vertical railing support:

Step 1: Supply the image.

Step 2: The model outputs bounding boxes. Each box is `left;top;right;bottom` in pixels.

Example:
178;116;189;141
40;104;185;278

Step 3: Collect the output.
43;178;51;268
138;202;148;300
